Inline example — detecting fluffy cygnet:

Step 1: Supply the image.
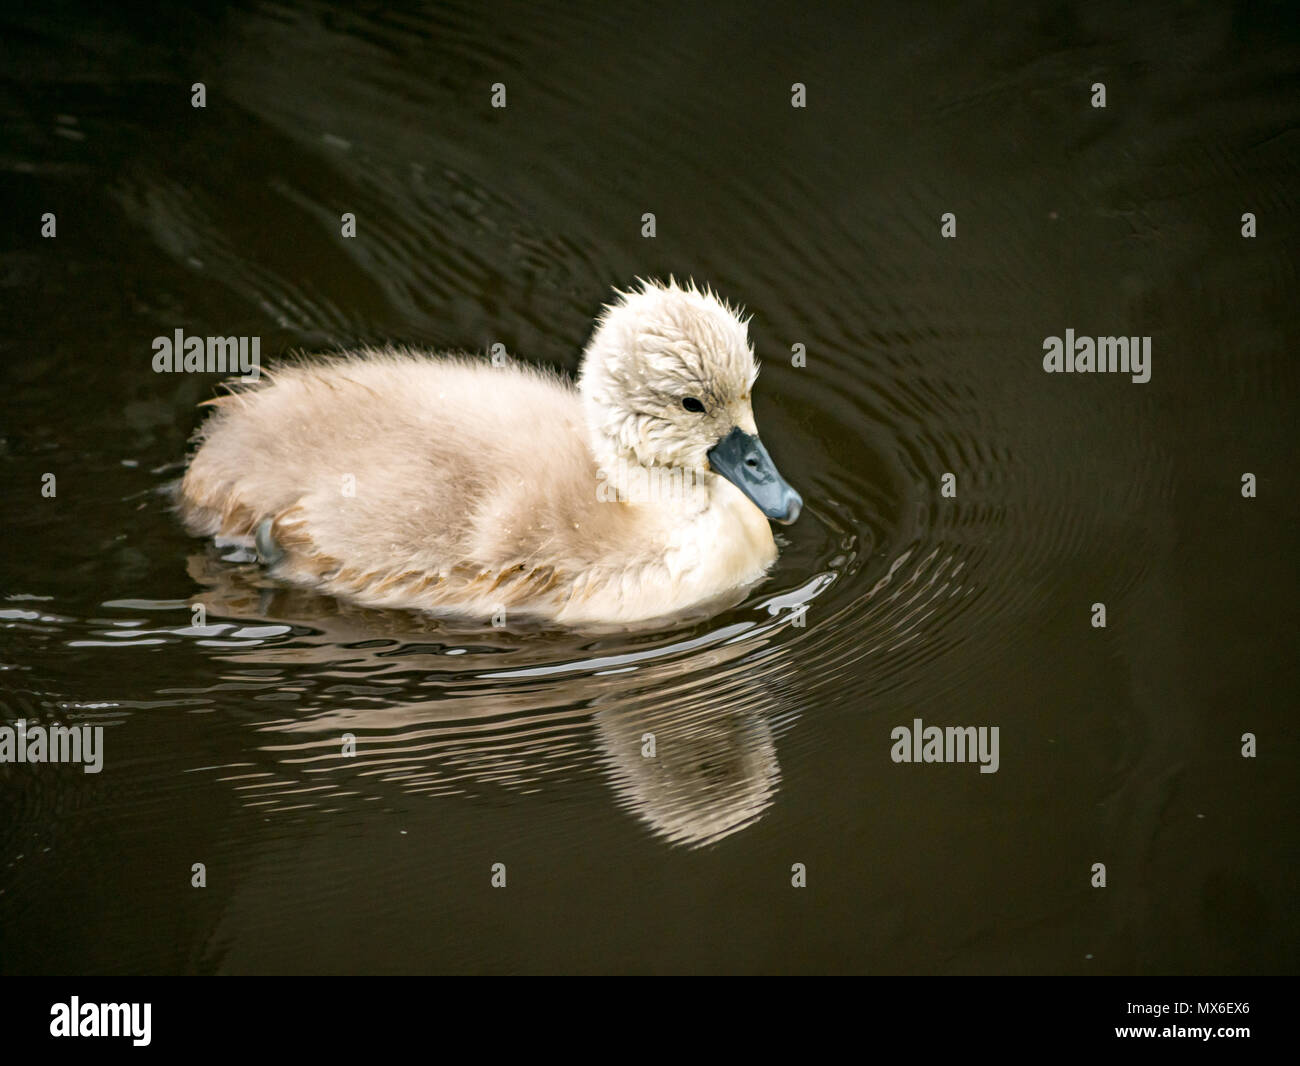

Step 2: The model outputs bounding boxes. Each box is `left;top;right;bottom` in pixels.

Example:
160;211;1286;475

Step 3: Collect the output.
177;279;802;626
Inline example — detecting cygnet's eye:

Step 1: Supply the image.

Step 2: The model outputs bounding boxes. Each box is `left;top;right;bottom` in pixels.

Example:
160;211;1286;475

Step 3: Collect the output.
681;396;706;413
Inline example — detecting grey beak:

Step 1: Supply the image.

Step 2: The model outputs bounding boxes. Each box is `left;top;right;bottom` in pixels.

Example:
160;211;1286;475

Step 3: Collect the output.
707;427;803;524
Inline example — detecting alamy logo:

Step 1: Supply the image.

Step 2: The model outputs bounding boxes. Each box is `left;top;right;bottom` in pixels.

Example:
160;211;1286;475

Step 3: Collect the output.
0;719;104;773
1042;330;1151;383
50;997;151;1046
890;717;1000;773
152;329;261;381
596;459;707;505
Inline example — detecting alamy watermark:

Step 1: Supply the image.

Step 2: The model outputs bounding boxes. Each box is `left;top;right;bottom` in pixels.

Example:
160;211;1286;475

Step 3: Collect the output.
50;998;150;1046
152;329;261;381
596;458;707;505
890;717;999;773
0;719;104;773
1042;330;1151;383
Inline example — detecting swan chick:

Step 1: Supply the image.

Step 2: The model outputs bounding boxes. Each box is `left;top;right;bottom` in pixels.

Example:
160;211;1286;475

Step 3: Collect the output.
177;279;802;626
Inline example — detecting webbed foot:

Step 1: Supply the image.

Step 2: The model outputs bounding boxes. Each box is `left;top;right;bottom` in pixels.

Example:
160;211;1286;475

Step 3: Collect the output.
254;517;285;567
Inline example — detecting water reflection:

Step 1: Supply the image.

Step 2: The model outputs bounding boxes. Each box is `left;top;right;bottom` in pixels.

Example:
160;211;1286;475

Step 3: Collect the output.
176;550;800;847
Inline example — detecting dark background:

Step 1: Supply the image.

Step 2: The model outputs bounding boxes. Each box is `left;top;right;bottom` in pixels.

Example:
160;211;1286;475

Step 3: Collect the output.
1;0;1297;973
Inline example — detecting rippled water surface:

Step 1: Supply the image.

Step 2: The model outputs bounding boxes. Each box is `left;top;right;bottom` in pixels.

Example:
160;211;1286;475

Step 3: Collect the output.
2;1;1298;973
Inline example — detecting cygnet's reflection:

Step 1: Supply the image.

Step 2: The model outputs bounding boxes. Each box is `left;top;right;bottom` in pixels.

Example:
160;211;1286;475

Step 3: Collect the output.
184;552;796;848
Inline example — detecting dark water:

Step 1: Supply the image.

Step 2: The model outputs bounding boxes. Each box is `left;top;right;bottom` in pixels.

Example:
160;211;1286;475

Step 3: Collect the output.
1;0;1297;974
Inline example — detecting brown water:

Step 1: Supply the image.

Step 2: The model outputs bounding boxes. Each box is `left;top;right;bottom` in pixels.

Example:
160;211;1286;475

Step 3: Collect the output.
1;0;1297;974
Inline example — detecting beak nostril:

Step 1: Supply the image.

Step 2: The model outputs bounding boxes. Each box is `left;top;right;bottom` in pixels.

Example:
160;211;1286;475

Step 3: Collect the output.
707;426;799;523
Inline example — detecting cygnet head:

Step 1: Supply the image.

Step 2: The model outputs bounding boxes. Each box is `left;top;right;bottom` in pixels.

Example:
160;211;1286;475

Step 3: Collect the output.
578;278;802;524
